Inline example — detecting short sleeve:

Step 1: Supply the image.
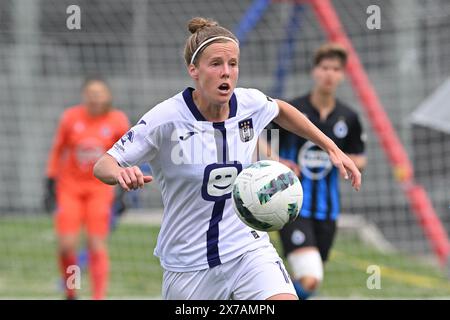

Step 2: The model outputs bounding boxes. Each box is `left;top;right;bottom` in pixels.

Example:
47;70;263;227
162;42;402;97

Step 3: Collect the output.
245;89;279;133
260;94;280;129
107;117;160;167
343;114;365;154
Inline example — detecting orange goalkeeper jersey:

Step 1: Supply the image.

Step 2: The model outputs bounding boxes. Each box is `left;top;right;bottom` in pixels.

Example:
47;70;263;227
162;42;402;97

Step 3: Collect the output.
46;105;130;186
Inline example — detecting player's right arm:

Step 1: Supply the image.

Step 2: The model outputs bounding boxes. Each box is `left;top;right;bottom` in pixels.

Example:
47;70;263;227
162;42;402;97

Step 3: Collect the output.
274;99;361;191
93;154;152;191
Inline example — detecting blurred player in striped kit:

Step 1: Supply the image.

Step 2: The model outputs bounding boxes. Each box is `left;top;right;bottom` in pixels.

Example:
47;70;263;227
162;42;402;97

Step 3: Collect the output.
275;43;367;299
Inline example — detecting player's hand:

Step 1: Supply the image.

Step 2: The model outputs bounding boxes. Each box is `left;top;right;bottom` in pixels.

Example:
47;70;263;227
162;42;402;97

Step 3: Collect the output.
328;147;361;191
116;166;153;191
279;158;301;177
43;178;56;213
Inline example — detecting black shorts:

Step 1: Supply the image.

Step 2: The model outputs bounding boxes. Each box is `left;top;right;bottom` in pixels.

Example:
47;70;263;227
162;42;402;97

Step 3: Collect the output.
278;217;337;262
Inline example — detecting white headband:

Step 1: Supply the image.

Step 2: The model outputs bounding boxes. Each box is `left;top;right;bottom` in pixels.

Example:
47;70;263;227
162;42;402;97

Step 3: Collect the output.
190;36;239;65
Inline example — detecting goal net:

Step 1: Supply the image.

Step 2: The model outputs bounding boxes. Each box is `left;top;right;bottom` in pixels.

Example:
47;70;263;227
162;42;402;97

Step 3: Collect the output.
0;0;449;298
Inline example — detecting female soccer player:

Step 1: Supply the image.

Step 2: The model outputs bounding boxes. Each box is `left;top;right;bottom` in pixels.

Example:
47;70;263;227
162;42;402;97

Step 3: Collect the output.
46;78;129;299
94;17;361;300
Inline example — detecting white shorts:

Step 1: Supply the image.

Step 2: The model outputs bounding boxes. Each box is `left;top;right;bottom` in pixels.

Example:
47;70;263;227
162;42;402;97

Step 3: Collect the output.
162;245;297;300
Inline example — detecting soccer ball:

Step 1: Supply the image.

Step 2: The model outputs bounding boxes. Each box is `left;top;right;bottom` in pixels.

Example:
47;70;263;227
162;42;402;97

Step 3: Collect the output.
232;160;303;232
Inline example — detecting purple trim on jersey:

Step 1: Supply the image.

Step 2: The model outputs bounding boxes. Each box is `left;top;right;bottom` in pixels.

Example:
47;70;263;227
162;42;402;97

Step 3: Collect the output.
229;93;237;117
203;121;241;268
182;87;237;121
276;261;290;284
213;121;227;163
207;199;226;268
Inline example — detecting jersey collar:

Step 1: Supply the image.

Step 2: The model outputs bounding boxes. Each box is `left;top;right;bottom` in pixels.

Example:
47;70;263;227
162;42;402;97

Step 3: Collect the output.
307;92;337;121
182;87;237;121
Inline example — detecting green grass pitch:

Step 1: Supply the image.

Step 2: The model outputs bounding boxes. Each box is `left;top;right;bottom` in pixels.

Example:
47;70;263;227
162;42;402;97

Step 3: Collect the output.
1;215;449;299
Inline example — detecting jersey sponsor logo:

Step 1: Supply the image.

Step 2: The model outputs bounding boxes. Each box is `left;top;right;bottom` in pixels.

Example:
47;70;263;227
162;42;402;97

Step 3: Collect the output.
120;130;134;146
171;129;204;164
179;131;197;141
238;118;254;142
201;163;243;201
75;138;105;170
298;141;333;180
114;143;125;152
333;119;348;138
251;230;260;239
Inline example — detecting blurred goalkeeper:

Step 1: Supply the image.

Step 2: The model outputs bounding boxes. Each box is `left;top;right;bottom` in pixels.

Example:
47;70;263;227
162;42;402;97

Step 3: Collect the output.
274;43;367;299
44;77;129;299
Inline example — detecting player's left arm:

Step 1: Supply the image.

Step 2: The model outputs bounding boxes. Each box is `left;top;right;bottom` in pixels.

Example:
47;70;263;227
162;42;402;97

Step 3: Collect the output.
273;99;361;191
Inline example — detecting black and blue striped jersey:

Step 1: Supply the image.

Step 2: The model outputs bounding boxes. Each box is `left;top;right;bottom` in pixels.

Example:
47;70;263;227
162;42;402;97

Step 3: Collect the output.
275;93;365;221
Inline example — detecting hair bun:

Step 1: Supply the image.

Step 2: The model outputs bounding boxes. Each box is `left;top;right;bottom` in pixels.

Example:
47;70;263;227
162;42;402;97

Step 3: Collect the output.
188;17;219;34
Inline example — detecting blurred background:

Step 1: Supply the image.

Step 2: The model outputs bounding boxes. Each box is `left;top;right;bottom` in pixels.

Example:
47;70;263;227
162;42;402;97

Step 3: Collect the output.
0;0;449;299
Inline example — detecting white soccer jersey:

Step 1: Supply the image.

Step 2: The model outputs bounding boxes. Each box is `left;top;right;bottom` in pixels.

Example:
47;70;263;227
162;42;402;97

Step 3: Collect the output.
108;87;280;272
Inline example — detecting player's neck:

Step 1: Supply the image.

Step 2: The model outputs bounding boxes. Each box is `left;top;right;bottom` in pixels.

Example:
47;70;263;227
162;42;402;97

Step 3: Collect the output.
84;105;110;118
193;90;229;122
310;88;336;120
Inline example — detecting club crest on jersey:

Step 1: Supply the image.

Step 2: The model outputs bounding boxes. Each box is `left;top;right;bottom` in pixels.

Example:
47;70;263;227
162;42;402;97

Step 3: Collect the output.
333;119;348;138
238;118;254;142
120;130;134;146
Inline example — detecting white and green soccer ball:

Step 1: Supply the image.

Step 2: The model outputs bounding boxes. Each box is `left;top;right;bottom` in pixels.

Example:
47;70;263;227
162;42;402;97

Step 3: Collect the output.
232;160;303;232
